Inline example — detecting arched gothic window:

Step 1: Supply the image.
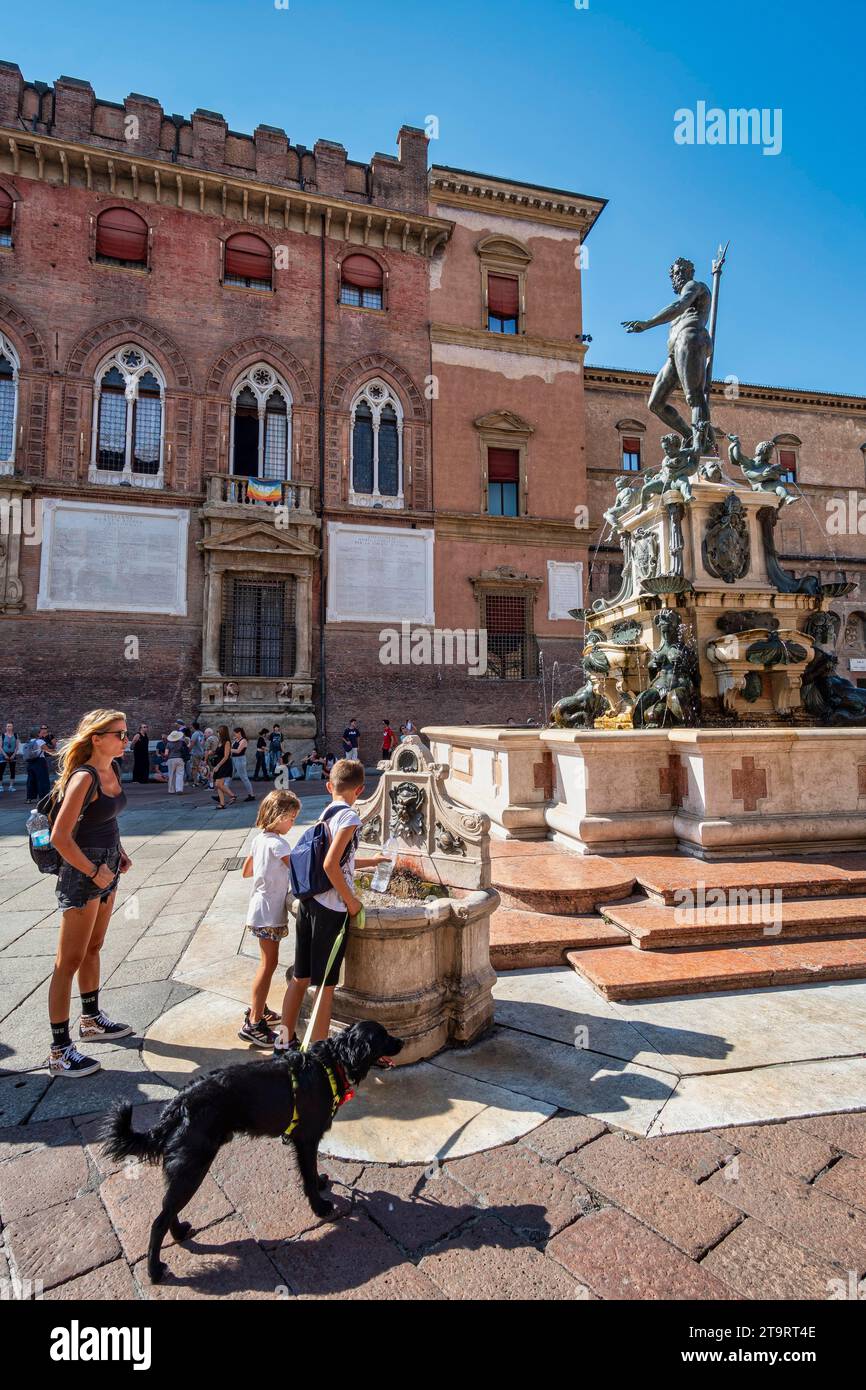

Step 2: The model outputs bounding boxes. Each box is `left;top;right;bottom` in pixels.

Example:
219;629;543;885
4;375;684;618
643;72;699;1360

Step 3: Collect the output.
230;365;293;480
349;380;403;507
0;332;20;474
90;346;164;487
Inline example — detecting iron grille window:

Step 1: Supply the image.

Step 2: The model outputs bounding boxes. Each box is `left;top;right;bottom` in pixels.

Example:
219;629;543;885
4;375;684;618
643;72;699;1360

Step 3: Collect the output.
97;370;127;470
340;285;383;309
133;372;161;474
0;355;15;460
0;229;10;249
482;592;538;680
220;576;296;678
352;401;374;493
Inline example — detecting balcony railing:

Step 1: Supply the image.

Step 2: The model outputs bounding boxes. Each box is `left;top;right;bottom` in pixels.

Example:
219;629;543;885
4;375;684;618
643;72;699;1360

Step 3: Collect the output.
205;474;314;512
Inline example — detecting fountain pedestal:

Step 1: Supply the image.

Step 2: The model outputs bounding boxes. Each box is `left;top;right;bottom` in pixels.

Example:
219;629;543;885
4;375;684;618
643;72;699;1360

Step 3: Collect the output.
329;737;498;1063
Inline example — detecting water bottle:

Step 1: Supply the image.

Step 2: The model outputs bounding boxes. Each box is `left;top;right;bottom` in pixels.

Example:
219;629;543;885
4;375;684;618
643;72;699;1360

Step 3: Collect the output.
370;836;398;893
27;809;51;850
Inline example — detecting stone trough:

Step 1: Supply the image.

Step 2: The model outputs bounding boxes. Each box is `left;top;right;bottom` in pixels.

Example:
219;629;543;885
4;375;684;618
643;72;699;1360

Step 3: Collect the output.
329;737;499;1064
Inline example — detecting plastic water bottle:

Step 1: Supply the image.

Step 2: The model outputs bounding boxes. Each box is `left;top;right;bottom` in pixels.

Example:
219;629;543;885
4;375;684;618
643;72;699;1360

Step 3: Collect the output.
27;809;51;849
370;836;398;893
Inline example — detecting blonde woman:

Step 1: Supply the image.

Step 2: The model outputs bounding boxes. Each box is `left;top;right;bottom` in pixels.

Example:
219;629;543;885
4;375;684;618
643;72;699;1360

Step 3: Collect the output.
238;788;301;1047
47;709;133;1078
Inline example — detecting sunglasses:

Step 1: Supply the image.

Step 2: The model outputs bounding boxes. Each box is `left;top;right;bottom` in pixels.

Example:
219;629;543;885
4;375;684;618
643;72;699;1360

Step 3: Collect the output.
100;729;129;740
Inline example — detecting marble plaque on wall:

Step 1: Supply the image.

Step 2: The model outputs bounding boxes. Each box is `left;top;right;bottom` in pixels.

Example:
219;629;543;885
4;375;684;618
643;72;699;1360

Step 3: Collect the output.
327;522;434;624
547;560;584;620
37;499;189;615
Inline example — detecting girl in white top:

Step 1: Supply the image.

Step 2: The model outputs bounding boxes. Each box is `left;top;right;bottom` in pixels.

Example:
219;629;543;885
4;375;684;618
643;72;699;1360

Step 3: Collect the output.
238;788;301;1049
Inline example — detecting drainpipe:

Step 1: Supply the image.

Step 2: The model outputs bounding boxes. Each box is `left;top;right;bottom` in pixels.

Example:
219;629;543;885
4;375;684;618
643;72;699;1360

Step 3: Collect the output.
317;214;327;746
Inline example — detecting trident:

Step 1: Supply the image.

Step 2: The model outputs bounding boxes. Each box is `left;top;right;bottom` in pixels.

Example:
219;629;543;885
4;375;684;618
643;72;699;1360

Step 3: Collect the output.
705;239;730;403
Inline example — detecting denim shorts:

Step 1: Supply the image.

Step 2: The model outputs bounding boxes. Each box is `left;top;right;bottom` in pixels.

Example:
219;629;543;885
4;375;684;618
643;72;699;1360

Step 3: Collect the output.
56;845;122;910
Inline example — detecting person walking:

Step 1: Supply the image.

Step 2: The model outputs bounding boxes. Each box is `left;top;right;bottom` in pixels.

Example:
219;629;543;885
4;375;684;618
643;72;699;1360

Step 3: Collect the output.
23;727;50;802
267;725;283;777
211;725;236;809
342;718;360;761
47;708;133;1078
188;723;205;784
230;727;255;802
253;728;269;781
130;724;151;784
165;729;188;794
0;721;19;792
381;719;397;761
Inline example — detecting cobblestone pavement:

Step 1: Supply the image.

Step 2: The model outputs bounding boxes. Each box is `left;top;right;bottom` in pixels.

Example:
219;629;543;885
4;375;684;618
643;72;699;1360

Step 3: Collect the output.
1;783;865;1301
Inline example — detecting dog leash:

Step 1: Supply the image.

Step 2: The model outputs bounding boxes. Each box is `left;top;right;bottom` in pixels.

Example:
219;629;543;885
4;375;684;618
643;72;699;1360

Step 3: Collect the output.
299;907;365;1053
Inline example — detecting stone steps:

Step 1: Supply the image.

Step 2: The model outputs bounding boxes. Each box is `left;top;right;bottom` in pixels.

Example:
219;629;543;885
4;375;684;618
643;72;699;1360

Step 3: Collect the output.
604;897;866;950
490;907;628;970
491;852;635;914
617;854;866;907
567;936;866;1002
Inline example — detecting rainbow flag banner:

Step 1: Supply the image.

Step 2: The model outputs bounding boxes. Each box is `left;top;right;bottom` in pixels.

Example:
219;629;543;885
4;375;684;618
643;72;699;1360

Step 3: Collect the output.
246;477;283;502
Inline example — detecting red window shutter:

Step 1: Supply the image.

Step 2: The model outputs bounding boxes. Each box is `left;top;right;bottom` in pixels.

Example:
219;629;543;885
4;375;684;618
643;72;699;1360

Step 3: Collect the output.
224;233;272;282
341;254;383;290
779;449;796;470
488;274;519;317
622;436;641;455
488;448;520;482
96;207;148;263
0;188;12;230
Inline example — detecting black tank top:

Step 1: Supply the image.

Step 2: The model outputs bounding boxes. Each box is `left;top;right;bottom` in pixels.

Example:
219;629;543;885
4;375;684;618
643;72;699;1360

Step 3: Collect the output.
74;763;127;849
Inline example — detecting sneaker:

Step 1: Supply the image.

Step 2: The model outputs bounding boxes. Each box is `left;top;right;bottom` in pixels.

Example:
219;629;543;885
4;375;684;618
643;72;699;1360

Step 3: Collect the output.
238;1017;277;1049
261;1005;280;1025
48;1042;101;1078
273;1032;300;1054
79;1011;135;1042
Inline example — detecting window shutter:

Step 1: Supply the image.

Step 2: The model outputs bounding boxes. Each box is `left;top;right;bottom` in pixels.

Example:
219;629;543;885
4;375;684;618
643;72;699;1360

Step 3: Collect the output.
341;254;383;290
779;449;797;471
0;188;12;230
224;233;272;282
487;447;520;482
95;208;148;263
622;436;641;455
487;275;519;317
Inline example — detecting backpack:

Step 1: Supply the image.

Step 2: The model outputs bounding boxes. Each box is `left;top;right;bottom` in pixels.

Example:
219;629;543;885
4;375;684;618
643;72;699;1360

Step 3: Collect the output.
22;739;43;762
28;764;101;875
289;804;358;902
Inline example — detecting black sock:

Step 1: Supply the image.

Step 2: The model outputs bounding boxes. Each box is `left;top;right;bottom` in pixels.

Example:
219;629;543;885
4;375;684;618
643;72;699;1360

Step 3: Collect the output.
51;1019;71;1048
80;989;99;1018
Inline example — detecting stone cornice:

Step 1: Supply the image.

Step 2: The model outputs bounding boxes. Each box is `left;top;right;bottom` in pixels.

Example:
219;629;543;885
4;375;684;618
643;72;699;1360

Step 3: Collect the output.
434;512;591;546
584;365;866;416
0;127;453;258
430;166;606;236
432;323;588;363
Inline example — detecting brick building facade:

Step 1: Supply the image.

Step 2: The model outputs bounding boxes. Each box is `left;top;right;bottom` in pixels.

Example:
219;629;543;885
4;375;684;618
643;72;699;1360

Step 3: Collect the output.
0;62;864;760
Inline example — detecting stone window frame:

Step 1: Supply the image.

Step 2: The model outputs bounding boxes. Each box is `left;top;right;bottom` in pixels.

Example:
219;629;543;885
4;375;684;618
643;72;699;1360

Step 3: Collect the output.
0;330;20;476
470;565;543;682
229;363;294;480
348;378;405;510
89;344;165;489
774;432;801;485
615;417;646;474
474;410;534;517
476;235;532;336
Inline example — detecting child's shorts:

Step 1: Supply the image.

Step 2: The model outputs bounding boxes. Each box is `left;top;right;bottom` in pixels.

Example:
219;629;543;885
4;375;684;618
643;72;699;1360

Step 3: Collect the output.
247;923;289;942
291;899;348;986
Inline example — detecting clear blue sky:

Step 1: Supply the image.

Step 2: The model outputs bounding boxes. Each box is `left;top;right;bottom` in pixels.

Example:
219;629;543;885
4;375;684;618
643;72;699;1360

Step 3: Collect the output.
4;0;864;395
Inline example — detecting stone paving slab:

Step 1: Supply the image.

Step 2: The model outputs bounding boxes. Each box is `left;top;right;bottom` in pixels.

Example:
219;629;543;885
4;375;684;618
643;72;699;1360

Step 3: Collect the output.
271;1208;444;1300
548;1206;739;1301
700;1217;849;1301
650;1056;866;1134
5;1189;121;1291
418;1212;590;1300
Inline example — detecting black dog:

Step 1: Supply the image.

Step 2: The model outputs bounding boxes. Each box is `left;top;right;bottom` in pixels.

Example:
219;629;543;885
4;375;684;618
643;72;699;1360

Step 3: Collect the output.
101;1020;403;1283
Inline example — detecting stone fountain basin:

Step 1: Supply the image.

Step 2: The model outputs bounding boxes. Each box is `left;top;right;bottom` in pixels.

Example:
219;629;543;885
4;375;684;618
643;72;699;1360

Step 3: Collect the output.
294;887;499;1066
